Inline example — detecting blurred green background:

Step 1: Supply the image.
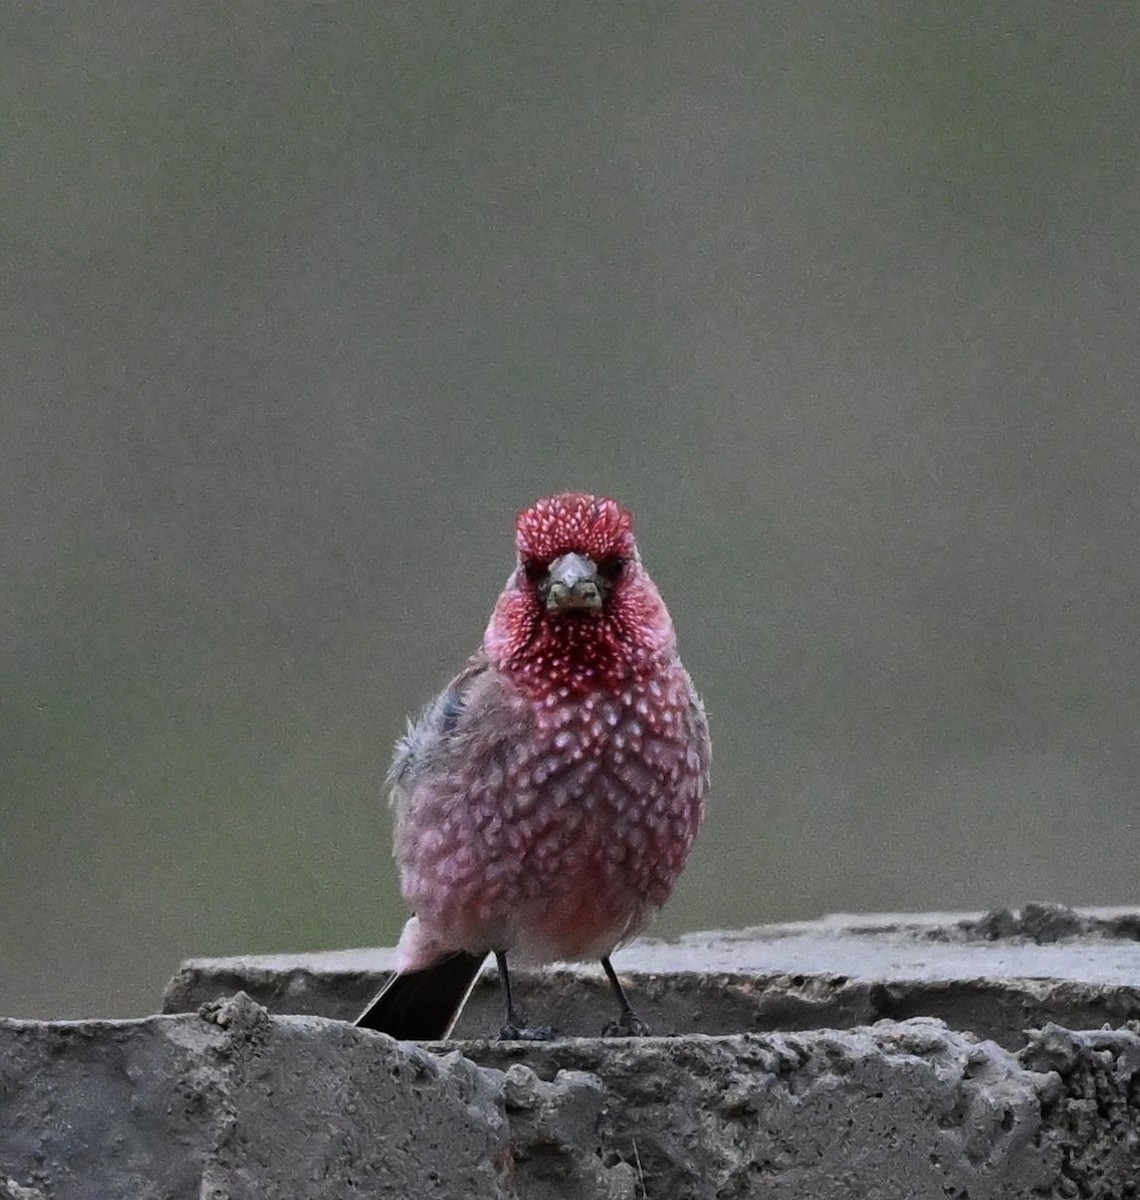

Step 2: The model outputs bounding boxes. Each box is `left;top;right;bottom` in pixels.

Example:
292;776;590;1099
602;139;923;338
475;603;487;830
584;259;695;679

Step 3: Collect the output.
3;3;1138;1018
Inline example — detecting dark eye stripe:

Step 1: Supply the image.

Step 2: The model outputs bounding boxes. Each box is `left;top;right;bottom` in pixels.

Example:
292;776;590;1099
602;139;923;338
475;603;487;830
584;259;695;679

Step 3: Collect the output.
596;556;627;582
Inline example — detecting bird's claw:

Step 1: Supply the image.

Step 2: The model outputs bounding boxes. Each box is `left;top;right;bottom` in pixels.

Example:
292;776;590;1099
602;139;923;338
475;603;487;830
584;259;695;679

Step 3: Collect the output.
601;1010;652;1038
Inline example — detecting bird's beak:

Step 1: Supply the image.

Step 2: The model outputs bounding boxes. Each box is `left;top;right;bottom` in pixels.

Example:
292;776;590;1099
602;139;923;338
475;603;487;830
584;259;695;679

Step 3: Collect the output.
543;553;603;612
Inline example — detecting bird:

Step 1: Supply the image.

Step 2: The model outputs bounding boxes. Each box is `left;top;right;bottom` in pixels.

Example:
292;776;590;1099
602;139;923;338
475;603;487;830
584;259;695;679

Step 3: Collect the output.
355;492;710;1040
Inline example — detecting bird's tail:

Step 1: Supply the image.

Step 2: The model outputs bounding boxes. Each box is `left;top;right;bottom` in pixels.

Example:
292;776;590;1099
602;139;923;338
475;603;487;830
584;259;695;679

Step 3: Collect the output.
354;951;488;1039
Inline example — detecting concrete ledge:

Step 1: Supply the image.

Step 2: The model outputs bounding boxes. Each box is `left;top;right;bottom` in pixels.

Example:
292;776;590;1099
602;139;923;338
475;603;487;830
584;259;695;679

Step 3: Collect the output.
0;994;513;1200
164;905;1140;1047
467;1019;1140;1199
3;995;1138;1198
8;908;1140;1198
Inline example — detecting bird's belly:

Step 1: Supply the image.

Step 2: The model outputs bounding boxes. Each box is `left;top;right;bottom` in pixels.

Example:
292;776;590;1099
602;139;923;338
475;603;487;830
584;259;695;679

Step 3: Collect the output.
403;734;706;962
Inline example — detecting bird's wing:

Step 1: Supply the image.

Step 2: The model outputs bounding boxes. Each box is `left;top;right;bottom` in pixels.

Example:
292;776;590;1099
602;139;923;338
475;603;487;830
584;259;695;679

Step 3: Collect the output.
684;681;713;794
389;651;528;797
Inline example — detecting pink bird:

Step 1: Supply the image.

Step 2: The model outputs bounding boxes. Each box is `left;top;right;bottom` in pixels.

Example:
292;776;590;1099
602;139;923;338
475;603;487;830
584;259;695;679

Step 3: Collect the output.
356;493;710;1039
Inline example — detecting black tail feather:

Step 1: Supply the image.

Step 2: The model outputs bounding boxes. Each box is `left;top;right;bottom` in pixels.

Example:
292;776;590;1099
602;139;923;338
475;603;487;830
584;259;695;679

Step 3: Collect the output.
354;951;488;1039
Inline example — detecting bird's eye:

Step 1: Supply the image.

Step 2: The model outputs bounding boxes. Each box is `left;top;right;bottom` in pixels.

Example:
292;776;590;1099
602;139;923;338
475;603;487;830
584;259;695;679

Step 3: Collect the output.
522;558;546;584
596;556;627;584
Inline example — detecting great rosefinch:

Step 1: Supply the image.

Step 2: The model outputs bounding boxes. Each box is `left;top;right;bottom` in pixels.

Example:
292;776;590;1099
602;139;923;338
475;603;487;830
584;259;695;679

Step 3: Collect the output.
356;493;710;1039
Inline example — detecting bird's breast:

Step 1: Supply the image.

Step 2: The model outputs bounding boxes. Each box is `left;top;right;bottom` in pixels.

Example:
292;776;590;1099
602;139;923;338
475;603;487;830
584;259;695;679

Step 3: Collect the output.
398;662;708;960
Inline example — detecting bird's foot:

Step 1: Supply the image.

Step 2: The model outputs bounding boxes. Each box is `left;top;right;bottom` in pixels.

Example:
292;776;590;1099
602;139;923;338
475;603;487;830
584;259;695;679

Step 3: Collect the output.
498;1021;560;1042
601;1010;652;1038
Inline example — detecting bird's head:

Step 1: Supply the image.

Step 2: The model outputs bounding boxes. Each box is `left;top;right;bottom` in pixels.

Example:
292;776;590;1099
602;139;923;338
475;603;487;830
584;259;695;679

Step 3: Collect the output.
483;493;677;694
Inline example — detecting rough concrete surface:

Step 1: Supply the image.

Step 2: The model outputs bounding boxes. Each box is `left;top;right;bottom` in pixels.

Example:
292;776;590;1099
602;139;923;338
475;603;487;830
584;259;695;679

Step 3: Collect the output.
466;1019;1140;1199
7;908;1140;1198
4;996;1140;1198
165;904;1140;1047
0;993;518;1200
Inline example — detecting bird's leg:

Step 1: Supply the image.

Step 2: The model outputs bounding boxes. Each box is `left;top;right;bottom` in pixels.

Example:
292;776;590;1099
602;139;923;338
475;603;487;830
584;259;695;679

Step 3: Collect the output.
600;956;651;1036
495;950;558;1041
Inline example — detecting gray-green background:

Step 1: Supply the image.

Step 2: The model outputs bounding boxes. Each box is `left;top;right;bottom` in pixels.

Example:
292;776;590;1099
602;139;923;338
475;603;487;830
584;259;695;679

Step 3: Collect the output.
4;3;1138;1019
